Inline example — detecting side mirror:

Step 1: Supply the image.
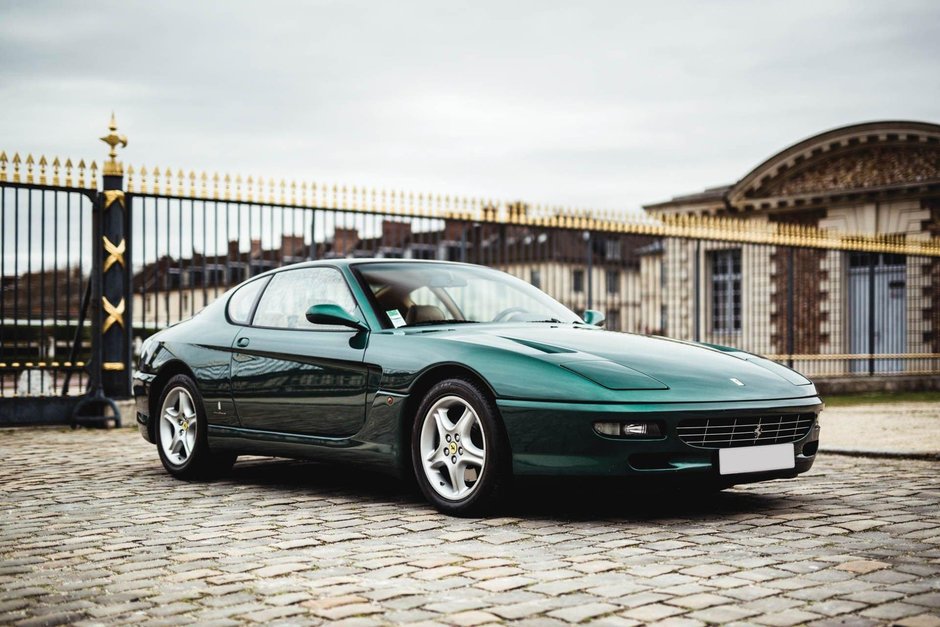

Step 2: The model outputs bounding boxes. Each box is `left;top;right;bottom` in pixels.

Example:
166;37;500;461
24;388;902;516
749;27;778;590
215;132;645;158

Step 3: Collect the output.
305;304;367;331
582;309;606;327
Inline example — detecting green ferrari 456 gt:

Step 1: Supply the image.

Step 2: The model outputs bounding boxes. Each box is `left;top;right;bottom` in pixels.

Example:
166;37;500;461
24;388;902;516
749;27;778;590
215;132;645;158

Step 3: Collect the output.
135;259;822;516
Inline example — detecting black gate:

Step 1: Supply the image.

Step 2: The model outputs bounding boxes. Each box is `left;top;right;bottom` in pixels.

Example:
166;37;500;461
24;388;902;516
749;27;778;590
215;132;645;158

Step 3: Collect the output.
0;121;127;426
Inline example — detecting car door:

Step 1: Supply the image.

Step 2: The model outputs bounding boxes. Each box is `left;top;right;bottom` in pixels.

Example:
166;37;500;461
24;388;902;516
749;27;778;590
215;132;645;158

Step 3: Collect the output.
229;266;370;437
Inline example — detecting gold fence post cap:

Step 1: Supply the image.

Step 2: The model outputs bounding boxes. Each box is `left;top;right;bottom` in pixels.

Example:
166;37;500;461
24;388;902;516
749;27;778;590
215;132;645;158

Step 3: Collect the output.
100;112;128;176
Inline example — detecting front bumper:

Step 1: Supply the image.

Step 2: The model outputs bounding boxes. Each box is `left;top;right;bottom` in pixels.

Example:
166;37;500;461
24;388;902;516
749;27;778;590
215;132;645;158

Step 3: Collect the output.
133;370;157;444
498;396;822;482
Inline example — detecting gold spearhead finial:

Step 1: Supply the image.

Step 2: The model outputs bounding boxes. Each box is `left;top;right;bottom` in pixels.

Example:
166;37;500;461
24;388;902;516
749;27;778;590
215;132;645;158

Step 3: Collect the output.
100;112;128;176
140;165;150;192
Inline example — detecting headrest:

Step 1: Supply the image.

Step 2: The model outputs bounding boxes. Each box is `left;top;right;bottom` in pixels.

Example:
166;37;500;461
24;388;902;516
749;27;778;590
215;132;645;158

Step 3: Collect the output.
405;304;446;325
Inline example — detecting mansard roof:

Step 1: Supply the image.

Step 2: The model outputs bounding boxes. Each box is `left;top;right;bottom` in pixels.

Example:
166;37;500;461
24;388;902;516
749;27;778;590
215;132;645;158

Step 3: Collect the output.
727;120;940;210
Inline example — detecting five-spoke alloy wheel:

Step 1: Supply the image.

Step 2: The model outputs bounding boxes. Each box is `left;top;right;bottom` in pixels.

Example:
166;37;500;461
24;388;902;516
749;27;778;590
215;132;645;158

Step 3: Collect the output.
155;374;236;479
412;378;509;516
160;386;198;466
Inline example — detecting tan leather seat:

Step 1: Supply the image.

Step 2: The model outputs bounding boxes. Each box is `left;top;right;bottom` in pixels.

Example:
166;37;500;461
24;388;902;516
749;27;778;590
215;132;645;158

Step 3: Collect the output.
406;305;446;325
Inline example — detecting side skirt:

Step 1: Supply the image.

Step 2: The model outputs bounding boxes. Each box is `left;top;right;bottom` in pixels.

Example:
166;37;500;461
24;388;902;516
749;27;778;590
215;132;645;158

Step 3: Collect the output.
207;424;404;478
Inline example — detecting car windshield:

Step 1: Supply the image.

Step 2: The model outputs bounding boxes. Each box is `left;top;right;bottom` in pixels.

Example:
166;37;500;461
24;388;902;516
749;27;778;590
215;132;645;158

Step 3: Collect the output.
354;262;582;328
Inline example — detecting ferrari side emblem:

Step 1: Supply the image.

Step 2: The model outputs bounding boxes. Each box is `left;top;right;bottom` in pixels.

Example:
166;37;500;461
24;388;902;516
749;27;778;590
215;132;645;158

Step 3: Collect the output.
730;377;745;386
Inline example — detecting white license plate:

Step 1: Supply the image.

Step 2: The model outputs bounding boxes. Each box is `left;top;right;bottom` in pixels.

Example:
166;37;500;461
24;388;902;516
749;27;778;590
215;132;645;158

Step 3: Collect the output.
719;443;795;475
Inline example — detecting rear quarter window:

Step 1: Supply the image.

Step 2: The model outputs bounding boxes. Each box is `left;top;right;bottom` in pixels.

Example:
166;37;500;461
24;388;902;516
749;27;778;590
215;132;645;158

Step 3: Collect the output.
226;277;270;324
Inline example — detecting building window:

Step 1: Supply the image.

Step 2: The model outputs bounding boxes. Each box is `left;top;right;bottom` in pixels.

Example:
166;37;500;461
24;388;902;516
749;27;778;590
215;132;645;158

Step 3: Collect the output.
166;268;182;289
407;245;437;260
606;269;620;294
605;239;622;261
711;249;742;333
573;269;584;293
228;264;248;285
250;260;277;276
437;241;465;262
607;308;621;331
531;270;541;289
660;258;667;334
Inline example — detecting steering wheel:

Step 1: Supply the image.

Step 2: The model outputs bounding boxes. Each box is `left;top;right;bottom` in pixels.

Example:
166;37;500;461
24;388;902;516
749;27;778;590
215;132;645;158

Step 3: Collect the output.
492;306;529;322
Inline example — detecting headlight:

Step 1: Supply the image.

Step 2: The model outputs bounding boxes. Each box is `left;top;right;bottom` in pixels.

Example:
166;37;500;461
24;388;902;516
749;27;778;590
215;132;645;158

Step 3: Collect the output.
139;336;156;366
594;421;663;438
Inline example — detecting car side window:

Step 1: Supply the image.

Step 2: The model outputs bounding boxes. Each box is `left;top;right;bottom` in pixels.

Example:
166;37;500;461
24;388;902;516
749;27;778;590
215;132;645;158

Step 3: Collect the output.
227;277;269;324
252;267;358;330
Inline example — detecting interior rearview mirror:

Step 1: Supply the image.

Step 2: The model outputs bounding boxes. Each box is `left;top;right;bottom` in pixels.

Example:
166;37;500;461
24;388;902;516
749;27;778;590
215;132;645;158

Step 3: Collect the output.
305;304;367;331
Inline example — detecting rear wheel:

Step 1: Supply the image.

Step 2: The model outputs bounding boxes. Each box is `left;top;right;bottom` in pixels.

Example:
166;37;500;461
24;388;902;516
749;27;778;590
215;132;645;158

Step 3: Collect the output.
411;378;510;516
155;374;236;479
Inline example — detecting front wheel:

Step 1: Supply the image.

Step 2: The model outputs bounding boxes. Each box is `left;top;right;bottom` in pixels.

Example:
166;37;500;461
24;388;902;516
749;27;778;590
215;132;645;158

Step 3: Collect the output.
411;378;510;516
155;374;236;479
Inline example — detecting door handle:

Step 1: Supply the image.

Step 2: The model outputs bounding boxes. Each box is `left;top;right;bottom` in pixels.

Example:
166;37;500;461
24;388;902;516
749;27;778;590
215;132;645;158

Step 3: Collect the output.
236;337;250;348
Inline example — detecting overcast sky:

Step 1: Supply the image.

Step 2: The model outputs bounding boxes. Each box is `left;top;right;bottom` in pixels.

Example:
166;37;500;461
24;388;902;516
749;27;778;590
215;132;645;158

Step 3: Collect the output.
1;0;938;214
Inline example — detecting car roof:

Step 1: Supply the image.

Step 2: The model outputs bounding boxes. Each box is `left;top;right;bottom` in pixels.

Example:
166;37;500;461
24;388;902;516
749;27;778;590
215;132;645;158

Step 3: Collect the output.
257;257;476;276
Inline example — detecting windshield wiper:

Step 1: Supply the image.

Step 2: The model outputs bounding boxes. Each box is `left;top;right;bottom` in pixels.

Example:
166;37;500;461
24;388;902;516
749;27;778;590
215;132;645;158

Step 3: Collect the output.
404;319;480;327
525;318;565;323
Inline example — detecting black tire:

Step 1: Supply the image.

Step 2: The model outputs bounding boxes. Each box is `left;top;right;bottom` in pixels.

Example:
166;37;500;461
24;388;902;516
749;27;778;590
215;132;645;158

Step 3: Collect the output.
411;378;511;516
155;374;237;480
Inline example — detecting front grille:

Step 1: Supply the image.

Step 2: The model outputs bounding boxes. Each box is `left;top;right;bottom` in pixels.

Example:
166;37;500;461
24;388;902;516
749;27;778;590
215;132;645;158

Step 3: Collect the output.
676;414;816;449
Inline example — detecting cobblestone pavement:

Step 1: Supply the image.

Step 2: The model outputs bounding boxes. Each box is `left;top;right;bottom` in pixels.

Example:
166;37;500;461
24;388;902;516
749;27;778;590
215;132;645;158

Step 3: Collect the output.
1;428;938;627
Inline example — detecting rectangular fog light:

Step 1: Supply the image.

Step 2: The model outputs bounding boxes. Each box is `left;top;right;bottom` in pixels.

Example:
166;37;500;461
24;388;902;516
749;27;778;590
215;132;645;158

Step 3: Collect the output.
593;421;621;436
593;421;662;438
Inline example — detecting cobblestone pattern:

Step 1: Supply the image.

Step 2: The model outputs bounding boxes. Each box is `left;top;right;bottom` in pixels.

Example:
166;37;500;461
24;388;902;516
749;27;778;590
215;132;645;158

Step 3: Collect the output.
1;428;938;626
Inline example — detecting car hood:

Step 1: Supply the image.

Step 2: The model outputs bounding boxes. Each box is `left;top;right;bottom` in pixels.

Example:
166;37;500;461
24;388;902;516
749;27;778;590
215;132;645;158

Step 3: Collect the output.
410;324;815;402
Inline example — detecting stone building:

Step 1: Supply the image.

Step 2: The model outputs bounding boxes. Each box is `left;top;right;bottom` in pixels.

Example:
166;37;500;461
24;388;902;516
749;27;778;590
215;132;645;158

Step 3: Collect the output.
642;120;940;377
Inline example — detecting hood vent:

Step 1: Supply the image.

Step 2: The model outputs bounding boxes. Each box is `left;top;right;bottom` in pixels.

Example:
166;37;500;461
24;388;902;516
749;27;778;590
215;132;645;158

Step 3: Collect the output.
561;360;669;391
502;337;576;354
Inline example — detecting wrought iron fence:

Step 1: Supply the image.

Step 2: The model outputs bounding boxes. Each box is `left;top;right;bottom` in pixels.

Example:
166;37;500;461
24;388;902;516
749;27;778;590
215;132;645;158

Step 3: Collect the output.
0;172;96;401
2;119;940;420
125;189;940;381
